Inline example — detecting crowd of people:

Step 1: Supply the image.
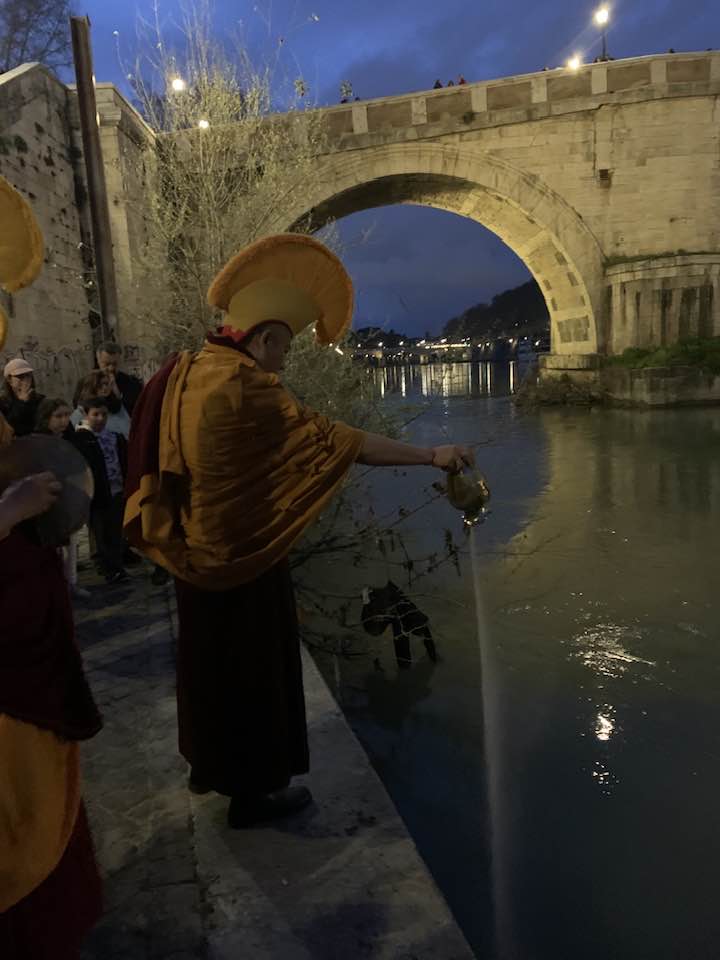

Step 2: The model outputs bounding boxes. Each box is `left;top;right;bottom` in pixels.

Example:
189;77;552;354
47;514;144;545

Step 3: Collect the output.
0;341;168;593
433;75;466;88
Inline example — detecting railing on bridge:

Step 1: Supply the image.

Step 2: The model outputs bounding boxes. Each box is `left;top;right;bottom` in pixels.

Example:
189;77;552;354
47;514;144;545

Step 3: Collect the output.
318;50;720;143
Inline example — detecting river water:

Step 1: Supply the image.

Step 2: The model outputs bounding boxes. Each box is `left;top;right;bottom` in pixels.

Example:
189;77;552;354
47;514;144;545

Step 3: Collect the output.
308;361;720;960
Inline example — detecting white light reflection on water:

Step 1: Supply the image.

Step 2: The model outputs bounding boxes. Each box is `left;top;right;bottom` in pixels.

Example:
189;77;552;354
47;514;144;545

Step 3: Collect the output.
595;707;615;742
571;625;655;795
571;624;655;679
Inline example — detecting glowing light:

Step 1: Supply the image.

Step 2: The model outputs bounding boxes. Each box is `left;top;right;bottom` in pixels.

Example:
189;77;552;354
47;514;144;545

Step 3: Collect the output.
594;5;610;26
197;119;210;129
378;341;384;347
334;346;345;356
171;76;187;92
595;712;614;741
567;55;582;72
399;340;404;346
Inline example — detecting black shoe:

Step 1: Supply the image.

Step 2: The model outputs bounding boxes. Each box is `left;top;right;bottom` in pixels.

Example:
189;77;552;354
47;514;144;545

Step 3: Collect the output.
123;548;143;567
105;569;129;585
151;565;170;586
227;786;313;829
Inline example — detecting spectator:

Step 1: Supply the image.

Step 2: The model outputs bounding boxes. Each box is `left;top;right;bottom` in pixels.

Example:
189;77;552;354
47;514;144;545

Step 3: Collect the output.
458;75;467;85
72;396;128;585
73;372;166;581
447;79;455;86
0;358;45;437
433;79;443;88
71;370;131;437
35;397;91;600
95;340;143;417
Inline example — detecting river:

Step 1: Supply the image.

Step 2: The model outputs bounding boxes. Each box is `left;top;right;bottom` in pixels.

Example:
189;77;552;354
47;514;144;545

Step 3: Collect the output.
307;360;720;960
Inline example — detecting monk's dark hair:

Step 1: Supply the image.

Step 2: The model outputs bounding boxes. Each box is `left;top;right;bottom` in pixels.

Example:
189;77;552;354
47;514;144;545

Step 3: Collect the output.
244;321;292;344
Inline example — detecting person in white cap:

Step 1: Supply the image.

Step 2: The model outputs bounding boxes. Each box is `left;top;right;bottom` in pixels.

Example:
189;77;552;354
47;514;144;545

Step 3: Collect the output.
124;233;473;829
0;357;45;437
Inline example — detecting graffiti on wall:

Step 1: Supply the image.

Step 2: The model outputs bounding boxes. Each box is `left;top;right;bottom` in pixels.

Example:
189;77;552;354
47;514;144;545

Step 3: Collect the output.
1;339;160;399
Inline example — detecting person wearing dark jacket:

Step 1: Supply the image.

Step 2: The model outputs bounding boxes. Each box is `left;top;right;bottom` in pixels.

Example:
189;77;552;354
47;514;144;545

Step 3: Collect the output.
95;341;143;417
0;358;45;436
72;396;128;584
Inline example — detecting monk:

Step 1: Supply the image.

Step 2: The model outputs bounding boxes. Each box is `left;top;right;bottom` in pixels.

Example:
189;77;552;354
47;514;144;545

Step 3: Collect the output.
124;234;472;828
0;174;103;957
0;470;103;958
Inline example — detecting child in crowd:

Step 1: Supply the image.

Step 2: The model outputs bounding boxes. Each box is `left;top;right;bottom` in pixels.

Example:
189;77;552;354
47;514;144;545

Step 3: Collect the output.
72;396;129;585
34;397;91;600
71;370;131;437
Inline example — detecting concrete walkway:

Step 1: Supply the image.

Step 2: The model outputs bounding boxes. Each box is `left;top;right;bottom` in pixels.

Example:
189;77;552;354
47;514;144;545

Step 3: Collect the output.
76;570;475;960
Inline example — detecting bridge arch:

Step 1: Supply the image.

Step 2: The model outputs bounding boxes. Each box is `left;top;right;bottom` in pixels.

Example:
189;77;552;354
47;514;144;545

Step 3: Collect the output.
270;143;606;355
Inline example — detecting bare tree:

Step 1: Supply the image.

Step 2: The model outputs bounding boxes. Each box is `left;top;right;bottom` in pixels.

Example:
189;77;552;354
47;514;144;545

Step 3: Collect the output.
118;2;330;356
0;0;72;74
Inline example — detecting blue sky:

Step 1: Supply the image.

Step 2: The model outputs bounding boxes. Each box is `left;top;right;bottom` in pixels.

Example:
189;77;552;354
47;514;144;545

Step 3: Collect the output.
82;0;716;335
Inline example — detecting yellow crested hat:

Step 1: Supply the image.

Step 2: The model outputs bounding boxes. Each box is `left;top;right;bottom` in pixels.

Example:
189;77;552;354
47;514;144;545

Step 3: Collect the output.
207;233;353;346
0;174;44;351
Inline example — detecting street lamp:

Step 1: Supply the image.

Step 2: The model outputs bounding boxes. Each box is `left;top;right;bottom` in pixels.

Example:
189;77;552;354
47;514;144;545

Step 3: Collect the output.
197;119;210;129
170;76;186;92
594;5;610;61
566;54;582;72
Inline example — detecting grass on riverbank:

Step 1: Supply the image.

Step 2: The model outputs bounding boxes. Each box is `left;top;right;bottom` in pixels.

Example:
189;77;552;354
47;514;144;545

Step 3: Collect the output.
603;337;720;375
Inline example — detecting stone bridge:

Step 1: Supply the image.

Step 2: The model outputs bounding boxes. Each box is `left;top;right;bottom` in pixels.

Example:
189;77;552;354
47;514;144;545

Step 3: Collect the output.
1;52;719;385
270;51;720;373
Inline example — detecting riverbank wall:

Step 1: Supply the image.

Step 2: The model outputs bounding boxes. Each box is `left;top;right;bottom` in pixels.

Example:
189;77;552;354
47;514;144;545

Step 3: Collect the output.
538;354;720;407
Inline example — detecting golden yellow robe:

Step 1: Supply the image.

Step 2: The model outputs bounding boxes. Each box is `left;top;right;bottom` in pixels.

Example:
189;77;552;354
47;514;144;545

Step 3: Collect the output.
124;341;363;590
0;716;80;911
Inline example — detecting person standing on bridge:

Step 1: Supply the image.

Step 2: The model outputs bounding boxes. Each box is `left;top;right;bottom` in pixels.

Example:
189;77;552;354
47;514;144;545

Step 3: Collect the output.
123;234;473;829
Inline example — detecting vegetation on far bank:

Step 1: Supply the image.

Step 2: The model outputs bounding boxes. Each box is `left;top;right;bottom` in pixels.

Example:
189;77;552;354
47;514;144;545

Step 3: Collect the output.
603;337;720;375
514;373;606;408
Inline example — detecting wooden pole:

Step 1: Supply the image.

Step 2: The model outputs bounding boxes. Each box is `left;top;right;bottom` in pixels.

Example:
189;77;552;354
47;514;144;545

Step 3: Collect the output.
70;15;120;341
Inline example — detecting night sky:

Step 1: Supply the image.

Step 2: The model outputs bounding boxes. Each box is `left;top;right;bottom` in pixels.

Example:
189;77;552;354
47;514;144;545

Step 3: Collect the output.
82;0;715;336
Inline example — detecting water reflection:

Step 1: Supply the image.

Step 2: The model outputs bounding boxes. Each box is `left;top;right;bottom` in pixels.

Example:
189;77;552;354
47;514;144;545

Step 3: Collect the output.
374;360;525;399
311;382;720;960
570;624;656;680
594;708;615;742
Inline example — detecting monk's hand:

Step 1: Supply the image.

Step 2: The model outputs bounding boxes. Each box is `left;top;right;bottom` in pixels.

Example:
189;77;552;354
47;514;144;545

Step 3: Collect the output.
430;445;474;474
0;472;62;523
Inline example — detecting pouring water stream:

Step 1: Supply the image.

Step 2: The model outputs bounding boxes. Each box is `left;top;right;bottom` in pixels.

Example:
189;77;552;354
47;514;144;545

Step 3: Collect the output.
448;469;514;958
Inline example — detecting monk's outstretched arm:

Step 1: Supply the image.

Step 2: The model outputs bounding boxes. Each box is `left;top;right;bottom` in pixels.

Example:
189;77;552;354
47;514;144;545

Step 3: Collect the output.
356;432;473;473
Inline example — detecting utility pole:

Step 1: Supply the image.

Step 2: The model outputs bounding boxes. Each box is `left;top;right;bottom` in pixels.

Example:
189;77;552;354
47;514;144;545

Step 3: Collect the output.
70;15;120;340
